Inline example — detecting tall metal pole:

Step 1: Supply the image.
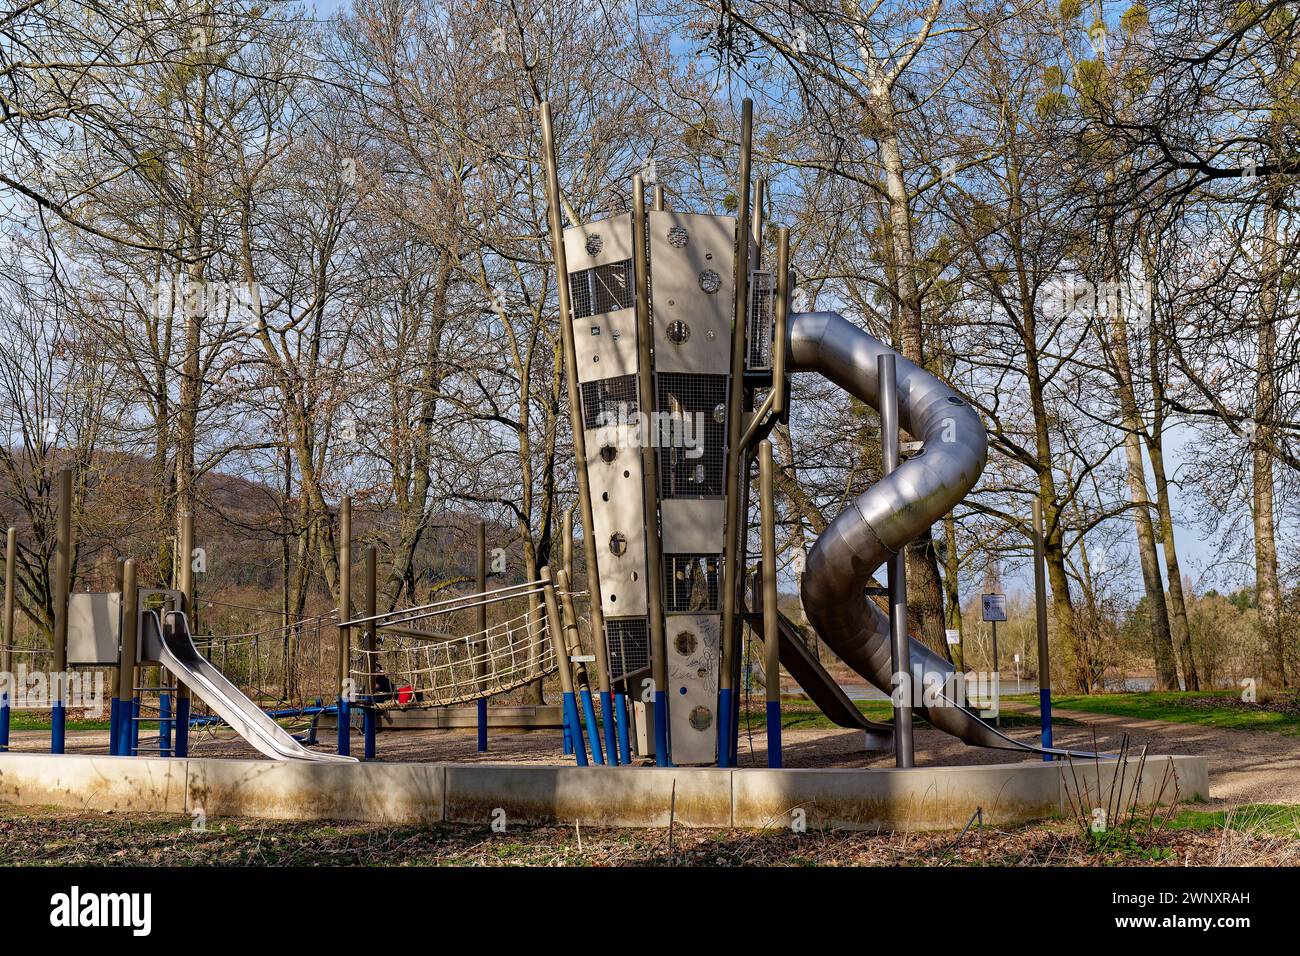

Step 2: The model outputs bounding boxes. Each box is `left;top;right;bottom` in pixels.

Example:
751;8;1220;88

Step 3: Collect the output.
718;97;754;768
174;510;193;756
773;228;790;418
562;508;574;581
363;543;377;759
108;558;123;754
543;567;587;766
0;527;15;752
1033;498;1053;759
117;559;137;757
51;467;71;754
879;354;914;768
652;183;666;211
759;441;781;767
991;618;1000;727
337;496;352;755
539;102;616;758
632;172;665;768
475;520;488;753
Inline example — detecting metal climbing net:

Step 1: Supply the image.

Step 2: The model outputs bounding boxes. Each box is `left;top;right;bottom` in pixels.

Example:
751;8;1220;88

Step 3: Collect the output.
344;580;558;710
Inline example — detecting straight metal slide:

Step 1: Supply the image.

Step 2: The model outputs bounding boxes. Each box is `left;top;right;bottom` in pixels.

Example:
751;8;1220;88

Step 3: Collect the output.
157;610;357;763
744;607;892;734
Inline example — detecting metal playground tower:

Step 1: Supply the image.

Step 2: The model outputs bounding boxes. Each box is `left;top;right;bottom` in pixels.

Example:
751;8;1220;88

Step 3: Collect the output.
540;97;1068;769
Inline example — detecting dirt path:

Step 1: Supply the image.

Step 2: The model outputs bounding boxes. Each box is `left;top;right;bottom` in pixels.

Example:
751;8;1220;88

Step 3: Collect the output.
998;703;1300;807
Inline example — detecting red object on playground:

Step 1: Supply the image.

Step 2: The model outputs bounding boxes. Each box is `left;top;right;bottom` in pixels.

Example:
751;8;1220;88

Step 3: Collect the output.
398;685;414;704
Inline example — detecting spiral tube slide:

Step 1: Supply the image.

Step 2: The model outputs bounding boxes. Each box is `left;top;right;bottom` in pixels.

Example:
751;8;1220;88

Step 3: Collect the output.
790;311;1068;753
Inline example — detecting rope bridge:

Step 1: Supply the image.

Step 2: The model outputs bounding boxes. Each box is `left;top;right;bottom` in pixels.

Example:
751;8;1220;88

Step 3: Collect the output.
344;579;559;710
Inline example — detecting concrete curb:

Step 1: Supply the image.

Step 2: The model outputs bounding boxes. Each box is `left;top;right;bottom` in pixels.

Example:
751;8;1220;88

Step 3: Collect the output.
0;752;1207;831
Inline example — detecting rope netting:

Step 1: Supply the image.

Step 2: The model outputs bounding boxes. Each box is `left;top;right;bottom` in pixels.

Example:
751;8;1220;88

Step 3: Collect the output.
347;580;558;709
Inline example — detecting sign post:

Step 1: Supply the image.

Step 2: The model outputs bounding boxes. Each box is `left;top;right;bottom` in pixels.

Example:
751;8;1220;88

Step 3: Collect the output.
981;593;1007;726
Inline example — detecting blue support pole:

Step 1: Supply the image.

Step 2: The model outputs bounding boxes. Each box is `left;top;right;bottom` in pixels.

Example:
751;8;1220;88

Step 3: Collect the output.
731;683;742;765
1040;688;1053;760
562;692;587;766
580;688;604;764
131;697;141;753
51;702;65;754
562;714;574;755
363;701;376;759
476;697;488;753
766;700;783;768
159;693;172;757
0;694;10;753
108;697;120;756
599;692;618;766
655;689;672;767
614;692;631;766
174;694;190;757
337;696;350;756
118;700;133;758
716;688;731;768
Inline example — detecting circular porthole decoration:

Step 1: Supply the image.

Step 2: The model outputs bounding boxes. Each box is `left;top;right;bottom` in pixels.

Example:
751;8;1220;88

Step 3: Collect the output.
667;320;690;344
609;532;627;556
689;705;713;731
674;630;698;656
712;402;726;423
698;269;721;294
585;234;603;257
600;444;618;464
667;225;689;248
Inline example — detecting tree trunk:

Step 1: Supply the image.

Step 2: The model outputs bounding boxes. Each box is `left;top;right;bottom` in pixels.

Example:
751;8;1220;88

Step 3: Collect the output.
879;128;950;656
942;512;964;671
1254;192;1286;687
1147;432;1199;689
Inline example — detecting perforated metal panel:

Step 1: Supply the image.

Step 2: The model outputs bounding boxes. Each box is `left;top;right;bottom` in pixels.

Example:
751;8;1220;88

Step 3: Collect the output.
586;426;649;618
564;214;634;269
666;613;720;764
573;308;639;379
648;211;736;375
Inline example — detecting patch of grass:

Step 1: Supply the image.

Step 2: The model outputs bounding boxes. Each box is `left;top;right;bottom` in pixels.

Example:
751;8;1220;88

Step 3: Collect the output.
1164;804;1300;837
6;715;112;731
1038;690;1300;737
738;699;1079;731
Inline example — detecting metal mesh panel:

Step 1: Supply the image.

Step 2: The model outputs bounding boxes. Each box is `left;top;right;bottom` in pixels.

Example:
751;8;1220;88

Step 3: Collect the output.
568;260;634;320
746;271;774;371
655;373;727;498
665;553;722;613
581;374;640;430
606;616;650;681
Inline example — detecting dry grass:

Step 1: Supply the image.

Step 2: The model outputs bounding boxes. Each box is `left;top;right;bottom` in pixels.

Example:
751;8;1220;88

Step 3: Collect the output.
1;803;1297;867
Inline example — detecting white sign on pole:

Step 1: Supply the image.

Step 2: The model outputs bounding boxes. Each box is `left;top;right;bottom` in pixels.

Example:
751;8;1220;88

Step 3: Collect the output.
944;628;960;646
981;593;1008;622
